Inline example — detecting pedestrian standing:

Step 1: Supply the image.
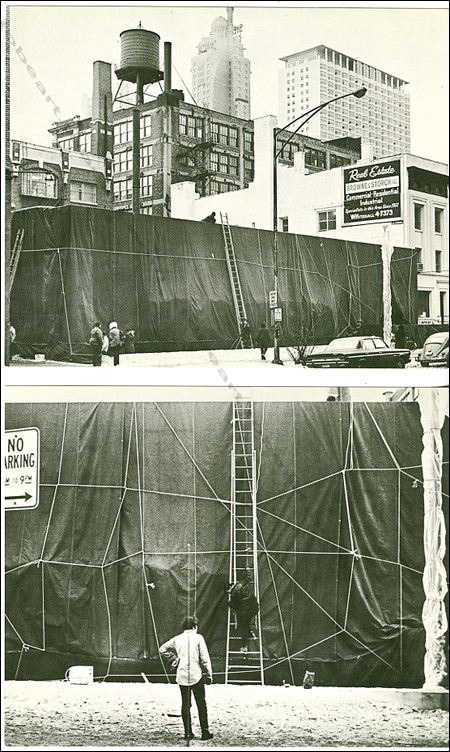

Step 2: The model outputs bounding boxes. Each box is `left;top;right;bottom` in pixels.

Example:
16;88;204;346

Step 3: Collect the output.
124;328;136;354
240;319;252;348
108;321;121;366
159;616;214;742
256;322;272;361
89;322;103;367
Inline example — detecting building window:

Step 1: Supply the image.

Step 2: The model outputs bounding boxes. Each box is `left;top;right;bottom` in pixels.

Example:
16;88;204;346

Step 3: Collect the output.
244;158;254;183
228;127;238;147
229;155;238;176
435;207;444;234
305;148;327;169
277;139;299;162
219;125;228;145
210;153;219;172
435;250;442;273
140;144;153;167
140;114;152;138
141;205;153;215
414;203;423;230
180;114;203;139
317;209;337;231
59;137;74;151
78;132;91;153
415;248;423;271
114;121;132;145
211;123;219;143
418;290;430;318
113;178;132;201
280;217;289;232
211;152;239;177
330;153;351;168
21;171;57;198
70;181;97;205
114;150;132;173
140;174;153;197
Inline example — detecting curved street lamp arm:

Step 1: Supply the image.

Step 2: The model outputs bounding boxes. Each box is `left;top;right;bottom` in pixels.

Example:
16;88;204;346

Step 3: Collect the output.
275;88;367;159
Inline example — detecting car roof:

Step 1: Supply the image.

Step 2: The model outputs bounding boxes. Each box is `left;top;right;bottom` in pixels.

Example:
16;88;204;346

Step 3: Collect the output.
424;332;449;344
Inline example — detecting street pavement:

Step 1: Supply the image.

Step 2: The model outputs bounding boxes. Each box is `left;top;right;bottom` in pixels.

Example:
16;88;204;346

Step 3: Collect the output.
9;347;422;368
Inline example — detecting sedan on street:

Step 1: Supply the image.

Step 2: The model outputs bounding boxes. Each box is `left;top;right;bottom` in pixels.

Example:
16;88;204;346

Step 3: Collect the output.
304;336;411;368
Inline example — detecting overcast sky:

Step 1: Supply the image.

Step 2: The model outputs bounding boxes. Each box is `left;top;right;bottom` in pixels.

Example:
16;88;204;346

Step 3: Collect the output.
5;1;449;163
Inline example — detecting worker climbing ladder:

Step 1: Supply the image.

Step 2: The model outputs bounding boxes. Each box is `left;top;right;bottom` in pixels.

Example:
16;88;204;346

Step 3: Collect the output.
225;399;264;685
220;213;253;348
9;229;24;295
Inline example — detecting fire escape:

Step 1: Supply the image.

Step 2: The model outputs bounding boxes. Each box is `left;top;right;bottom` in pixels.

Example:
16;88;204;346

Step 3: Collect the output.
176;110;214;197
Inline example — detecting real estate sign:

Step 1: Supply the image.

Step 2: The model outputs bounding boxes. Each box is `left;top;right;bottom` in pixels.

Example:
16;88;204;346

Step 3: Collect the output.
343;158;402;226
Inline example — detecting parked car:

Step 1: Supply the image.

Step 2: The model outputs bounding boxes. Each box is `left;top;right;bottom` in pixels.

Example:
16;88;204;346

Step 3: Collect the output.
304;336;411;368
419;332;449;367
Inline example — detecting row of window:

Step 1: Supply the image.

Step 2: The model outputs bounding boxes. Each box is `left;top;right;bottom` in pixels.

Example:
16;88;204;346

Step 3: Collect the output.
113;115;152;145
208;180;240;196
210;152;238;175
414;204;445;233
114;145;153;172
279;210;337;233
113;175;153;200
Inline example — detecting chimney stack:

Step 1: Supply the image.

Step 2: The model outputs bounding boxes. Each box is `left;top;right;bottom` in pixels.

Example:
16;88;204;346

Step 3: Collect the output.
164;42;172;94
91;61;113;157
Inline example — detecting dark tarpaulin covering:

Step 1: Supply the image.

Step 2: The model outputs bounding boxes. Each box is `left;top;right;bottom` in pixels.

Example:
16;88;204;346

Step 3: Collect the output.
10;206;417;361
5;401;448;687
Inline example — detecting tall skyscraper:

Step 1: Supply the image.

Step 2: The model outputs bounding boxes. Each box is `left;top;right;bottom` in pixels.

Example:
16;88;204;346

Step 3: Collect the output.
278;46;410;159
191;7;251;119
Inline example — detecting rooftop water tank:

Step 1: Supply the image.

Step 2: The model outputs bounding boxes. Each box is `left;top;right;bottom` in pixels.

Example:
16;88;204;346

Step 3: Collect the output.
116;28;163;85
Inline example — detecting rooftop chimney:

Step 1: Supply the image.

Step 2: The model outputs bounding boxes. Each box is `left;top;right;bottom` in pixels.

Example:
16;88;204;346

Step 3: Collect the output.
91;61;113;158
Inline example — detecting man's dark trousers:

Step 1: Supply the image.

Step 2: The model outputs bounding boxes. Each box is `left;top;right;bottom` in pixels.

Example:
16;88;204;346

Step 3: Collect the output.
180;679;209;736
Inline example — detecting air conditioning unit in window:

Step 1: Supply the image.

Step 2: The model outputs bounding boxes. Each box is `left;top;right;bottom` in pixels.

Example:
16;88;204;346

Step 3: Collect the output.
417;262;424;272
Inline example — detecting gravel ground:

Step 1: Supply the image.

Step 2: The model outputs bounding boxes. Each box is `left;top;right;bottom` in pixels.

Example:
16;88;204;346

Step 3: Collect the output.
3;681;448;750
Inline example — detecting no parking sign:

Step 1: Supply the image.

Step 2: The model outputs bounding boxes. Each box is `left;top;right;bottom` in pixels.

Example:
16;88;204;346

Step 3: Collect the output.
4;428;40;510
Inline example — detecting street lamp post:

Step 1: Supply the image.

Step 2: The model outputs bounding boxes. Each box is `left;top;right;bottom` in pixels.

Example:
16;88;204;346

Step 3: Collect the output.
272;87;367;365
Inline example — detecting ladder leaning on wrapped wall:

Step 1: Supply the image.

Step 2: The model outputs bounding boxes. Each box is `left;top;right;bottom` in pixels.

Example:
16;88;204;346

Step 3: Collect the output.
9;228;24;295
220;213;253;349
225;398;264;685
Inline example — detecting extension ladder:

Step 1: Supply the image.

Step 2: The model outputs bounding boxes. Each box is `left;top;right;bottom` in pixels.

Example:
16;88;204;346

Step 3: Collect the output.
9;229;24;294
225;399;264;685
220;213;253;348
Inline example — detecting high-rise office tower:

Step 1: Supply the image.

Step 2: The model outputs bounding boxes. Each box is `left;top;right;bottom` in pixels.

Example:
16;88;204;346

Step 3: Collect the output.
278;46;410;159
191;7;251;119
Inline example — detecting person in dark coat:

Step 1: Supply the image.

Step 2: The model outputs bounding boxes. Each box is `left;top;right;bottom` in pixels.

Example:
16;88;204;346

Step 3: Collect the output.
256;322;272;361
395;324;406;349
226;569;259;653
124;328;135;354
89;322;103;367
201;212;216;223
240;319;252;348
108;321;121;366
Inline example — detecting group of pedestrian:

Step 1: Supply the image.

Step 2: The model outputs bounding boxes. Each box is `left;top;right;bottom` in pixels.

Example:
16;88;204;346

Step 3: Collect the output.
89;321;135;367
239;319;274;360
158;572;260;742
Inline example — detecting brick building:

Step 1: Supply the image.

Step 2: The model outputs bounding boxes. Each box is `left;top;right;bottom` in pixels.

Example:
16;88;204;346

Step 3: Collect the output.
9;139;113;212
47;60;361;217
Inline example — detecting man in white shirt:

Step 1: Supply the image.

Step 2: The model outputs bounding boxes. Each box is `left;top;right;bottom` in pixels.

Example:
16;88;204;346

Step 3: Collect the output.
159;616;214;741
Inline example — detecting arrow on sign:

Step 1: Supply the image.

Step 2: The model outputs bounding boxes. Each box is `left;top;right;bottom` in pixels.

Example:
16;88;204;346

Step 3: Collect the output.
5;492;32;502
